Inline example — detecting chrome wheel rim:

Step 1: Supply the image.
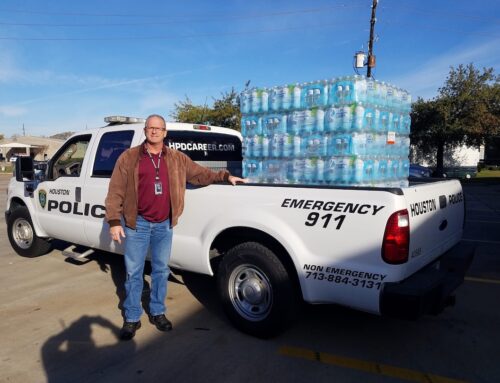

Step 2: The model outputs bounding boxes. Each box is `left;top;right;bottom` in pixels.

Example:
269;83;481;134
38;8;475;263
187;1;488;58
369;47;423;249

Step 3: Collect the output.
12;217;34;249
228;264;273;321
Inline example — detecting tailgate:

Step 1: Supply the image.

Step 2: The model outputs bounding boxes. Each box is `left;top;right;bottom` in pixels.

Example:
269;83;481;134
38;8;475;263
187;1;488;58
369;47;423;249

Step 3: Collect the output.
402;179;464;277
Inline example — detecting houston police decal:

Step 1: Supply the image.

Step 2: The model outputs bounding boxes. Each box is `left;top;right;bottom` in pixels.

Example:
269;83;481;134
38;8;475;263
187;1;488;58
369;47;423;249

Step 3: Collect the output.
39;189;47;209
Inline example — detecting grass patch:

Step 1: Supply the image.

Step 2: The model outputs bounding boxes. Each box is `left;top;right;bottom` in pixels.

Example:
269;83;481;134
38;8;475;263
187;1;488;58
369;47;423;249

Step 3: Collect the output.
476;169;500;178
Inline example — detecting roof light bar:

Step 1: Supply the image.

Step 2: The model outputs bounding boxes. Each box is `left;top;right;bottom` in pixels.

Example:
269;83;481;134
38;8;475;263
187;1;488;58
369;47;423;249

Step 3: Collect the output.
193;124;211;131
104;116;145;124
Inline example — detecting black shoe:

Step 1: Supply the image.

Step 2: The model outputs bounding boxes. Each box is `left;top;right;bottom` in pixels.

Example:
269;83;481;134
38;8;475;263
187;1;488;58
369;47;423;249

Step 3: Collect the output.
120;321;141;341
149;314;173;332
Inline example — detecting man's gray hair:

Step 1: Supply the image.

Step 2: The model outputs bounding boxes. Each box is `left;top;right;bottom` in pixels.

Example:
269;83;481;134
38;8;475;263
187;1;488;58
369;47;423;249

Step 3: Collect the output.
145;114;166;127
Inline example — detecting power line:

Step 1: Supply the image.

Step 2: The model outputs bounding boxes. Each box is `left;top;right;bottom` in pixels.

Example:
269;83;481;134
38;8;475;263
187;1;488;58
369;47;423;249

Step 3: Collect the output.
0;5;364;27
379;20;500;38
0;3;365;20
0;20;364;41
381;2;500;24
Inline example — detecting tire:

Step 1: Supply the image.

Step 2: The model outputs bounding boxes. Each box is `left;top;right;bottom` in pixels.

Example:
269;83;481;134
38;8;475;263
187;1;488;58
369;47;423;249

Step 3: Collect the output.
217;241;297;338
7;206;52;257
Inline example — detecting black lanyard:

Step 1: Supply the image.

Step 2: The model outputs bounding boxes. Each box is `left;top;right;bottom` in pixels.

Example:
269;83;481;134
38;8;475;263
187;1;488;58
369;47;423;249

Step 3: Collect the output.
146;147;162;180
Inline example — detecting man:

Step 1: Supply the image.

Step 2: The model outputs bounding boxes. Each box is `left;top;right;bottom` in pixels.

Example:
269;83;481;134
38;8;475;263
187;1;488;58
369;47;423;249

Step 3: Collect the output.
105;114;246;340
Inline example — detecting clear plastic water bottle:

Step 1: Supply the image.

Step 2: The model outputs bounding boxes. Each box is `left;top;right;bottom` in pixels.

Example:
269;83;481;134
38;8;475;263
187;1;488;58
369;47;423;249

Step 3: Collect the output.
366;78;377;105
288;110;302;135
287;158;304;184
316;157;325;184
282;85;292;110
388;158;399;180
378;82;388;108
270;133;284;158
292;83;302;110
303;157;316;183
242;116;262;137
400;113;411;134
400;159;410;179
352;75;368;103
301;81;328;108
325;106;340;132
336;156;353;184
302;133;327;157
252;135;263;158
292;134;302;157
283;133;294;158
302;110;315;135
250;88;260;114
324;156;338;184
242;136;253;158
341;105;354;132
262;135;270;158
261;88;269;113
353;158;365;184
353;102;365;131
315;108;325;133
386;84;395;109
351;132;367;156
240;90;251;114
269;86;280;112
379;108;390;132
329;134;351;156
365;133;375;156
263;114;287;136
243;159;262;182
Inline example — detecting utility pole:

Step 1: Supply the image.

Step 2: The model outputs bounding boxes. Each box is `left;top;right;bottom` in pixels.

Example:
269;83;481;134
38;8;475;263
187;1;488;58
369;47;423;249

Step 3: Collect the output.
367;0;378;78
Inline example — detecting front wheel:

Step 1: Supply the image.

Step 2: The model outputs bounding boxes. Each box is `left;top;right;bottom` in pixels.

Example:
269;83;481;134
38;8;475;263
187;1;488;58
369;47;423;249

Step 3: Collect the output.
217;242;297;338
7;206;52;257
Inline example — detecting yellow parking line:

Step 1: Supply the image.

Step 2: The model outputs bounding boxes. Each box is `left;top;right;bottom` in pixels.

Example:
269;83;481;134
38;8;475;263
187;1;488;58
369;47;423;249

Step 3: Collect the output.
278;346;468;383
465;276;500;285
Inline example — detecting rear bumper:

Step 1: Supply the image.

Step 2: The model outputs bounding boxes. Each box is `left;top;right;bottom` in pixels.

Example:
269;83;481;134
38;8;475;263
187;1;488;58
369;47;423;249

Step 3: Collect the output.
380;242;475;319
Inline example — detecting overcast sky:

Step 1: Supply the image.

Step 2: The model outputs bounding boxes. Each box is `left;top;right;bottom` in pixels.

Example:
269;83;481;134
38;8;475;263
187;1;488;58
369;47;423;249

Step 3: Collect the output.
0;0;499;137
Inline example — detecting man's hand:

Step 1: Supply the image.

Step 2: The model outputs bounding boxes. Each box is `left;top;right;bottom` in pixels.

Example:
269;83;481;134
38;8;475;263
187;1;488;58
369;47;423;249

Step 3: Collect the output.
228;175;248;185
110;225;126;244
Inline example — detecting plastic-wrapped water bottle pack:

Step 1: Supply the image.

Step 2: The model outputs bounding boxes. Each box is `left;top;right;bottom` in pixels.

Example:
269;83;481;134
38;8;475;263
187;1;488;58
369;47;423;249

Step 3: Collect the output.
241;75;411;187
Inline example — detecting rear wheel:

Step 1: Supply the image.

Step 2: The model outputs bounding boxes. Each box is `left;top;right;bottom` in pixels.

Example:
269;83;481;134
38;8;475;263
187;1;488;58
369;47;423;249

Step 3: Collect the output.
7;206;52;257
217;241;297;338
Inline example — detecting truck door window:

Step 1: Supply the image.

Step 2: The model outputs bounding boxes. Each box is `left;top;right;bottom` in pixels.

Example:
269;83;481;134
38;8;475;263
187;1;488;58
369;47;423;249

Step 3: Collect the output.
165;131;243;177
92;130;134;177
50;135;91;179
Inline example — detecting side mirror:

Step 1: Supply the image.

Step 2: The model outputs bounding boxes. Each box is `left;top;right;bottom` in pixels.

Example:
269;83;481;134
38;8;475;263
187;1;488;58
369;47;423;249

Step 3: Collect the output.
15;157;35;181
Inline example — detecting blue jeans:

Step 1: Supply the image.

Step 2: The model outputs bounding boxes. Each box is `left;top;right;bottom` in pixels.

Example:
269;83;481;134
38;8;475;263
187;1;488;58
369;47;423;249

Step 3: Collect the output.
123;216;173;322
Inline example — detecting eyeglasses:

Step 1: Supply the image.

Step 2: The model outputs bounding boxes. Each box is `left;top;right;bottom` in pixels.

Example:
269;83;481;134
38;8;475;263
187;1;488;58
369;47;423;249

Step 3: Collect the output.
145;127;166;132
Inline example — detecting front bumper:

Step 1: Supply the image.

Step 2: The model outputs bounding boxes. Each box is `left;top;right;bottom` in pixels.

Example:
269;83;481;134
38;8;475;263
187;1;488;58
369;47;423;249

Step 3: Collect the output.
380;242;475;319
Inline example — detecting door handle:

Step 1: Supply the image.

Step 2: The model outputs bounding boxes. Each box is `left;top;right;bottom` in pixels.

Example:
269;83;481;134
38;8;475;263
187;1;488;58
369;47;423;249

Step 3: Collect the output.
75;187;81;202
439;219;448;231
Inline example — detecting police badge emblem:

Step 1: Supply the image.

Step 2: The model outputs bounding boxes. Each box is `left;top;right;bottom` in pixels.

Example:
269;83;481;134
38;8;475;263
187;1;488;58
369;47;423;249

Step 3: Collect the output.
39;189;47;209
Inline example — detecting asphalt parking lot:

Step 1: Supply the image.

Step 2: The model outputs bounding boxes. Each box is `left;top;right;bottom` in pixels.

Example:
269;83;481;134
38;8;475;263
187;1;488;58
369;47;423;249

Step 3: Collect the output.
0;173;499;383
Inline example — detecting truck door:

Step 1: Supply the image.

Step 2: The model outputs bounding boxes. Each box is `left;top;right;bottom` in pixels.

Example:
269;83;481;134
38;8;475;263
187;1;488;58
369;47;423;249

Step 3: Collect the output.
34;134;93;245
83;129;135;252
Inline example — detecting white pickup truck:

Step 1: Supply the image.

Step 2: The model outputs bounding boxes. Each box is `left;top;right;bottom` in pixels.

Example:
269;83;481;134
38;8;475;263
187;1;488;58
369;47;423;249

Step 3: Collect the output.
5;116;474;338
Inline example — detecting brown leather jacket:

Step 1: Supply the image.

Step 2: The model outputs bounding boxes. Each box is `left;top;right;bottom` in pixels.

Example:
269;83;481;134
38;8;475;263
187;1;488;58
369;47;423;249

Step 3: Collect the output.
105;143;230;228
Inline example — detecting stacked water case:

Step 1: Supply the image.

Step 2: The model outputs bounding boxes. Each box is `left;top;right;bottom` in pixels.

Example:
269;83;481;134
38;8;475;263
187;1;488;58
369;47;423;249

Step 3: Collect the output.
240;75;411;187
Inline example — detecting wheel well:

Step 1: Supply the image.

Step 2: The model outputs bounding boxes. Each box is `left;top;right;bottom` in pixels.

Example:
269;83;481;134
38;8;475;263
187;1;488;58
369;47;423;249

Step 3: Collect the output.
211;227;302;299
8;197;27;212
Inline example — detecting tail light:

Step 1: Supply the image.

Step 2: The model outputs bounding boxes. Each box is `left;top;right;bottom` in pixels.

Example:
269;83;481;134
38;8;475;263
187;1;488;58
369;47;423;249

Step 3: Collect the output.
382;209;409;264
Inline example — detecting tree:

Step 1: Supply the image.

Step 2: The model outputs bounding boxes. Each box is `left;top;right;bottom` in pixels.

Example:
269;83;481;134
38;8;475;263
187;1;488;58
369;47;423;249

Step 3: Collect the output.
170;88;241;131
0;133;4;141
411;63;500;175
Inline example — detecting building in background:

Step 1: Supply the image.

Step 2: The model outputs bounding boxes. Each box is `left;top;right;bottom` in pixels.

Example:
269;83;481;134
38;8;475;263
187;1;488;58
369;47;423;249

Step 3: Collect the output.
0;136;65;162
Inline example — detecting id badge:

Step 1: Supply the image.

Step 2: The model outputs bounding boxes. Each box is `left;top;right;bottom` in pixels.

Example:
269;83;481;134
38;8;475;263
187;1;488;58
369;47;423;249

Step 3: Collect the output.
154;181;163;195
